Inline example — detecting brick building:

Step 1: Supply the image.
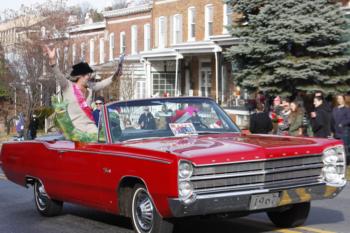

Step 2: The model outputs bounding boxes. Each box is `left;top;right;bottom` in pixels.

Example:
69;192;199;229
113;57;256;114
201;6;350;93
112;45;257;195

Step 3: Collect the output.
140;0;236;103
102;4;153;100
66;1;236;103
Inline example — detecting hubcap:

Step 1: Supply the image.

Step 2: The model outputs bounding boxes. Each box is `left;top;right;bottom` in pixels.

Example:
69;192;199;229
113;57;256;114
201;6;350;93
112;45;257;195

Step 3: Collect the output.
133;189;154;232
35;182;48;210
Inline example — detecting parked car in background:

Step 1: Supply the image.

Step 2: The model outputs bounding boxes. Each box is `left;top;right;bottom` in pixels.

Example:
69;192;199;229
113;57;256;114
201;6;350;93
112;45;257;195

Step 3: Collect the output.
0;97;347;233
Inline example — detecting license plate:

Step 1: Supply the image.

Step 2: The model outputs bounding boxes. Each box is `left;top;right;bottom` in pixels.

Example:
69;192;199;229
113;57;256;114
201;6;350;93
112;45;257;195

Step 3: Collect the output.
249;193;280;210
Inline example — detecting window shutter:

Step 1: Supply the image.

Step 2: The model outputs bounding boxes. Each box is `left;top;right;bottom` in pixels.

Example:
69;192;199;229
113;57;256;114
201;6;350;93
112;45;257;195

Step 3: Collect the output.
164;17;168;47
169;16;173;45
155;17;159;48
179;14;183;43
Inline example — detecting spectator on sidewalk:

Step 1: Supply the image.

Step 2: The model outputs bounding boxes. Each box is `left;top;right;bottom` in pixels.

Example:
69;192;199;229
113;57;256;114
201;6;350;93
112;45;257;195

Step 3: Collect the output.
288;101;304;136
277;99;291;135
311;96;331;138
331;95;350;150
15;113;25;140
28;114;39;140
249;103;273;134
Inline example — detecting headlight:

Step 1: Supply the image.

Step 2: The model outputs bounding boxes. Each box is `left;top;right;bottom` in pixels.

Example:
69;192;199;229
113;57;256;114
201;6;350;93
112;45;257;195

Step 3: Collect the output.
322;165;344;185
178;181;194;199
322;146;345;165
178;161;193;180
178;160;196;203
321;146;346;187
178;181;196;204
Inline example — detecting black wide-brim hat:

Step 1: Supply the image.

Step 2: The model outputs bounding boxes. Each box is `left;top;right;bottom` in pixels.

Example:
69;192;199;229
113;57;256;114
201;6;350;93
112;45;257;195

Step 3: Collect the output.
70;62;94;77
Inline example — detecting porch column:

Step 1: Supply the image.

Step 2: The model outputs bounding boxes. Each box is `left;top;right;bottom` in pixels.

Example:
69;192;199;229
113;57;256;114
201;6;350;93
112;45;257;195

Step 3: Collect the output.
214;45;222;103
175;53;183;97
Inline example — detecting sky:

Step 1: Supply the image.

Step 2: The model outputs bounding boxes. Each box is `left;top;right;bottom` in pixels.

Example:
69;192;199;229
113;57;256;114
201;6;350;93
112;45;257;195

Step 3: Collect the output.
0;0;111;12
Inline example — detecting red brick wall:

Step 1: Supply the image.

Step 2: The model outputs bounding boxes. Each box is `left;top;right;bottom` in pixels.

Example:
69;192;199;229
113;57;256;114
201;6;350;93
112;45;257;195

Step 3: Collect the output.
69;30;105;66
106;11;152;58
152;0;226;47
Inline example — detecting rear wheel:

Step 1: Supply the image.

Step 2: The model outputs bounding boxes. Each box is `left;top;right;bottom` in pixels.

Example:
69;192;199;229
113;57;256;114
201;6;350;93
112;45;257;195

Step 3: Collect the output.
130;184;173;233
267;202;310;228
34;180;63;216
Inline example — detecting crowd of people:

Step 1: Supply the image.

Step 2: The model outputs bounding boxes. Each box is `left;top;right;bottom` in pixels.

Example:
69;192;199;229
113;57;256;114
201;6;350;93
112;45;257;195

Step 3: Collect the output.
249;91;350;151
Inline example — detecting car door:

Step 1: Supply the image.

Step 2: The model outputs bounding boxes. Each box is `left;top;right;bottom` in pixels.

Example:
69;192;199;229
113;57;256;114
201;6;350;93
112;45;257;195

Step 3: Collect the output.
49;141;105;210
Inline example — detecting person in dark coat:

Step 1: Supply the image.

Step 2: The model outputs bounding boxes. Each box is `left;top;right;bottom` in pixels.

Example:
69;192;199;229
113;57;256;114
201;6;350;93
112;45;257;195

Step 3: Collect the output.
311;96;331;138
138;107;156;130
93;96;105;126
331;95;350;147
28;114;39;139
249;103;273;134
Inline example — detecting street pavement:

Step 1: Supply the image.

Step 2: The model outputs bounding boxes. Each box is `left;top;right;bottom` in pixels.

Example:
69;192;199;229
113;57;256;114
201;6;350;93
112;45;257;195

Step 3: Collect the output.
0;167;349;233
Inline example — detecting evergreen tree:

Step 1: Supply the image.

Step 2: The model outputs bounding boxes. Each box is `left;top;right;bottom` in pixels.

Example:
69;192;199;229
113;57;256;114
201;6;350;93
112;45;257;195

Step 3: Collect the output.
225;0;350;96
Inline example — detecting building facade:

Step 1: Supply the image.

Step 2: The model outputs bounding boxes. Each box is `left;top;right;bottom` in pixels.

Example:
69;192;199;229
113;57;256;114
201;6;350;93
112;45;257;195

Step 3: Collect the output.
66;1;236;103
141;0;235;103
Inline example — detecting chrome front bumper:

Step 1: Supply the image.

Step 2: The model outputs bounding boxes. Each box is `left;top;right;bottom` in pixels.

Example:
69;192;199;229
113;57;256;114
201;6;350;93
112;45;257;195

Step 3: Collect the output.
168;183;344;217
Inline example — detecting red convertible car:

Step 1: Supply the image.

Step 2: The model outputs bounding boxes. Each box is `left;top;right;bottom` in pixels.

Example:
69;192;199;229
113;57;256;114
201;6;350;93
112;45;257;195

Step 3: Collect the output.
0;97;347;233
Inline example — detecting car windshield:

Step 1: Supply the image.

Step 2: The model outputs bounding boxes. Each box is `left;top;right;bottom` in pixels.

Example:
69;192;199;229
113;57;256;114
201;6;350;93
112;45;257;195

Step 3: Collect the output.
106;98;240;142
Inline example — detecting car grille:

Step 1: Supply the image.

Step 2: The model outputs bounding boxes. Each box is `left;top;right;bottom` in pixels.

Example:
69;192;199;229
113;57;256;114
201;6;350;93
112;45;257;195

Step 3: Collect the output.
191;154;323;194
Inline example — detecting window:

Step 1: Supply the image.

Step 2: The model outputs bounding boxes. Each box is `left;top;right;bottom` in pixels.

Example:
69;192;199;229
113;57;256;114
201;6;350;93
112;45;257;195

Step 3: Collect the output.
99;38;105;64
158;17;166;48
136;80;146;99
63;47;68;71
188;7;196;41
131;25;138;54
90;39;95;65
109;33;115;61
72;43;76;64
120;31;126;54
42;60;47;75
223;3;233;34
144;24;151;51
152;73;176;97
173;14;182;44
205;5;214;39
56;48;61;65
81;43;86;62
41;26;46;38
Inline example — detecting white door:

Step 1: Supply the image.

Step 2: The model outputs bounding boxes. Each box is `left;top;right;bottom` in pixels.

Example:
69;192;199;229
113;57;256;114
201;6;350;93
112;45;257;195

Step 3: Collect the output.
200;67;212;97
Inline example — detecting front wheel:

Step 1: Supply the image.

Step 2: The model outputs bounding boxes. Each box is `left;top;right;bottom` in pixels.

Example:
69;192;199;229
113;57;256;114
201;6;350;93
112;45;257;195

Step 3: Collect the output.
34;180;63;217
130;184;173;233
267;202;310;228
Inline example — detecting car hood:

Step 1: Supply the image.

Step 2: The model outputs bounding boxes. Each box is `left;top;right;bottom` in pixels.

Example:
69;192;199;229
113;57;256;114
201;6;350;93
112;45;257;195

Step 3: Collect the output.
123;133;332;165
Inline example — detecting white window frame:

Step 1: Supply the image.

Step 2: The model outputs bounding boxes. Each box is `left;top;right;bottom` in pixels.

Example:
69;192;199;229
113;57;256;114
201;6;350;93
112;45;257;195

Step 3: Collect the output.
72;43;76;64
120;31;126;54
80;42;85;62
41;26;46;38
188;7;196;41
109;33;115;61
158;16;166;48
136;80;146;99
131;25;138;55
99;38;105;64
56;48;61;65
223;3;233;34
89;39;95;65
63;46;68;70
144;23;151;51
205;4;214;39
43;60;47;75
173;14;182;44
